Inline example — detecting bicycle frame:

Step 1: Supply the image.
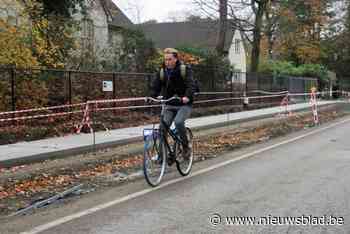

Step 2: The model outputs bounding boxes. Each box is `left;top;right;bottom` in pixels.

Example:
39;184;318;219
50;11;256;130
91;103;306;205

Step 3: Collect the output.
145;96;186;157
159;104;184;157
143;96;194;186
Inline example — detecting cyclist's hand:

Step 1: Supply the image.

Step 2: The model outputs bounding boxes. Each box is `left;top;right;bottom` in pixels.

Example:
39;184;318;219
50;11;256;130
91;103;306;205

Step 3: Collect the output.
145;97;152;104
182;96;190;104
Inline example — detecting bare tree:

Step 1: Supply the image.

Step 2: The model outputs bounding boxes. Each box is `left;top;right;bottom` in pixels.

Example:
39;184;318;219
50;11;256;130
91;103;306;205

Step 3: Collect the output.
263;1;280;60
194;0;271;72
124;0;143;23
216;0;228;55
250;0;268;72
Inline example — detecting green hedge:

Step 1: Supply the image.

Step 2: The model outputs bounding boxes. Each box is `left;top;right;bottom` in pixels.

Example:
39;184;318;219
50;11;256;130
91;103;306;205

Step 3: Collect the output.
259;60;328;84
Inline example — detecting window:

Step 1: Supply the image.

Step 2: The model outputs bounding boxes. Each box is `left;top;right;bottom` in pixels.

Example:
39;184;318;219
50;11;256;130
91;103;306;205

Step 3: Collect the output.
232;71;241;83
235;72;241;82
81;18;94;54
82;19;94;41
232;73;236;83
0;8;7;19
235;39;240;54
7;8;17;26
7;15;17;26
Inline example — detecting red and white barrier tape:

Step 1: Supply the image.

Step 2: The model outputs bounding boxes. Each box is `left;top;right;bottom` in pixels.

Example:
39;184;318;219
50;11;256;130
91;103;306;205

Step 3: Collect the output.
0;91;315;118
87;97;146;105
0;110;83;122
0;102;85;116
195;93;287;104
194;97;241;104
294;91;334;97
197;90;288;95
310;89;319;124
0;94;294;122
0;98;148;123
0;91;327;123
248;93;287;100
279;93;292;116
76;103;94;134
249;90;289;95
95;104;160;112
197;91;244;95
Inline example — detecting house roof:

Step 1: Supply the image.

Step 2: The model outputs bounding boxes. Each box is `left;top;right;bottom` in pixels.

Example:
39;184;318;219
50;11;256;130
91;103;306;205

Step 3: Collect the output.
136;20;235;52
101;0;133;28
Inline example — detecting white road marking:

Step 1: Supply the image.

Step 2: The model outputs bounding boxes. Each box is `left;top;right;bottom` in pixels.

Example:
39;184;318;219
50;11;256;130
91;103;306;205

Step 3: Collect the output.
21;117;350;234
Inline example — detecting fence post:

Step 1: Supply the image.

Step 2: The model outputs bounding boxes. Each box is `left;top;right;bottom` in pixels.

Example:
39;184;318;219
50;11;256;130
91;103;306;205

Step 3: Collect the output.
303;79;306;101
146;74;152;115
112;73;116;99
66;71;72;120
270;75;273;92
257;73;260;106
146;74;152;94
68;71;72;105
112;73;117;114
245;72;248;95
10;67;16;113
230;74;233;108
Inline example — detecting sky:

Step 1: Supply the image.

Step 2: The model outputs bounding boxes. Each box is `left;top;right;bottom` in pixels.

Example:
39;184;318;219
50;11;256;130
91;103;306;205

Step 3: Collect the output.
112;0;196;23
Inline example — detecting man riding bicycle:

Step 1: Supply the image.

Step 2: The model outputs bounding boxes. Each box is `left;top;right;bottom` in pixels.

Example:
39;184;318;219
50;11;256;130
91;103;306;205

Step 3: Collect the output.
149;48;196;160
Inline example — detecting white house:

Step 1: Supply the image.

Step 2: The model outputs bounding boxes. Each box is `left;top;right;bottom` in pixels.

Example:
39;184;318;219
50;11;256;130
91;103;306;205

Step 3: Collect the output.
228;30;247;84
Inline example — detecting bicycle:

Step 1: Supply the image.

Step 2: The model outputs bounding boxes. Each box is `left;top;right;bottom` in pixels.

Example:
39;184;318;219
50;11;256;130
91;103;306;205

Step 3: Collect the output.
143;96;194;187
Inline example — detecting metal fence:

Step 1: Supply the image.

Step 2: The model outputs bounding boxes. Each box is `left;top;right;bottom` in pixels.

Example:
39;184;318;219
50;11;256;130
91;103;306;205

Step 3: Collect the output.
338;76;350;92
246;73;318;94
0;67;154;112
0;67;319;112
0;66;321;145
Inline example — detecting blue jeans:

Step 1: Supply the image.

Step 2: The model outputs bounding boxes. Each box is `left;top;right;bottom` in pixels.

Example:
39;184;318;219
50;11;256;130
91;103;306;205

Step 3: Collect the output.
161;105;192;147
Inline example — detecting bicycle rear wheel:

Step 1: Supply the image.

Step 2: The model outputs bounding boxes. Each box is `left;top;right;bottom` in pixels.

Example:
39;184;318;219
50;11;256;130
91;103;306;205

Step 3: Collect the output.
175;128;194;176
143;133;167;187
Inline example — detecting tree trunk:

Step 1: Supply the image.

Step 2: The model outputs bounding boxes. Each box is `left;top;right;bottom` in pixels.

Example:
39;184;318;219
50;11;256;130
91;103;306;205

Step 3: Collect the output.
251;0;267;72
264;5;274;60
215;0;228;55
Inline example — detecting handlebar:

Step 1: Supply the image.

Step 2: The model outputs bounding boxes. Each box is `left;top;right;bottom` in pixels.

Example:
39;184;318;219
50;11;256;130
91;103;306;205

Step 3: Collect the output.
146;96;181;104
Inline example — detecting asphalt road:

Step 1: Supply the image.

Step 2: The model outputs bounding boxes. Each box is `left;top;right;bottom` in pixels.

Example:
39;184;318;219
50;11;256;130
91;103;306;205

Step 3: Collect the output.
12;117;350;234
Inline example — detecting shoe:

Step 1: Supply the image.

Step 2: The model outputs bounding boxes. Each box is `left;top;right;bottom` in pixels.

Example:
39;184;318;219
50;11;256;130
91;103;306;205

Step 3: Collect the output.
151;154;159;161
151;154;163;165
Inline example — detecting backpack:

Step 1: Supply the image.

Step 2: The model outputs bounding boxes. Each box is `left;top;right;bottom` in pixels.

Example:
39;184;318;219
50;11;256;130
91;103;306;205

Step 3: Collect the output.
159;64;200;93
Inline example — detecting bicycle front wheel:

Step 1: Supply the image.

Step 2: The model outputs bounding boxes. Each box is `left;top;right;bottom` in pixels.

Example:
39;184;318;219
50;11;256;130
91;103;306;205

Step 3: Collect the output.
175;127;194;176
143;134;167;187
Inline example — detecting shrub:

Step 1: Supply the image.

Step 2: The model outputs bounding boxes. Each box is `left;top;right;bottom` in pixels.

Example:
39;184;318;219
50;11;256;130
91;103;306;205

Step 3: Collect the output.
259;60;329;87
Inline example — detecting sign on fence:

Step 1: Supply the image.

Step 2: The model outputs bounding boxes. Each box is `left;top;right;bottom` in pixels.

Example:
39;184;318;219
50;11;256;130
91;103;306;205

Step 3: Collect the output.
102;81;113;92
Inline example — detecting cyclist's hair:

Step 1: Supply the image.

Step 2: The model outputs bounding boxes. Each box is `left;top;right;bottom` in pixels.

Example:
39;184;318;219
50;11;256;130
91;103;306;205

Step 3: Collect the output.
164;48;178;58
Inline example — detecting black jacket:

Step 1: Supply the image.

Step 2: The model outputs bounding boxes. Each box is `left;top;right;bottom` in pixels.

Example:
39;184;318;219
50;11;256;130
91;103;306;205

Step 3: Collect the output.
150;60;196;106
